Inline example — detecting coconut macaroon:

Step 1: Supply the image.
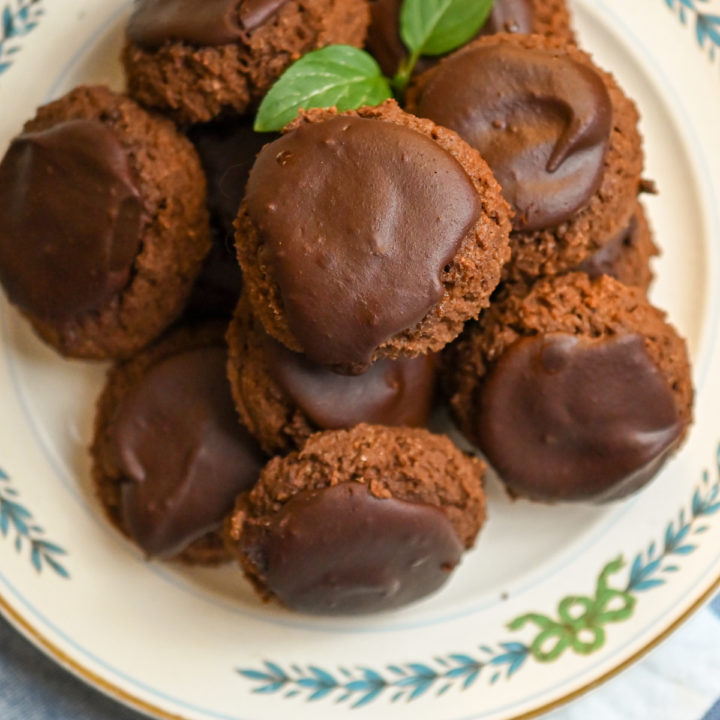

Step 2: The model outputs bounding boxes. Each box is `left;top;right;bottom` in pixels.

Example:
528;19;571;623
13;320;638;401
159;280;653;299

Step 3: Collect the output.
0;85;210;359
446;273;693;503
226;296;437;454
123;0;371;124
235;100;512;375
407;34;644;283
366;0;575;78
225;424;487;615
91;323;266;565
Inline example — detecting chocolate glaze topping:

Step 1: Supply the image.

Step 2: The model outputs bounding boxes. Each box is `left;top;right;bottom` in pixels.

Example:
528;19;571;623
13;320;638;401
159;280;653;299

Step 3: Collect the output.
128;0;288;48
0;119;144;321
262;329;436;430
577;214;639;279
481;0;535;35
111;346;265;558
367;0;534;77
477;333;684;502
243;483;463;614
416;43;612;231
246;116;480;373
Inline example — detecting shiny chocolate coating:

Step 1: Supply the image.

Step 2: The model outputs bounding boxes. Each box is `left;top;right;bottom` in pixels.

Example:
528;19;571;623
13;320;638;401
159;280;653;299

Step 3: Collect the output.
246;116;480;373
128;0;288;48
0;119;144;321
366;0;534;77
415;43;612;231
477;333;683;502
262;329;436;430
189;118;276;240
482;0;535;34
111;346;265;558
243;483;463;614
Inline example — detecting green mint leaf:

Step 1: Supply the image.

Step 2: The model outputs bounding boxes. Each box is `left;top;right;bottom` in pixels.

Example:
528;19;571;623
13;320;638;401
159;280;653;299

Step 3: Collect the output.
400;0;494;57
254;45;392;132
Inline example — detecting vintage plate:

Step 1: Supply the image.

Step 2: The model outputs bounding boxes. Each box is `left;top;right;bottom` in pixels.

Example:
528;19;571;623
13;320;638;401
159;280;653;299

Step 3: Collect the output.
1;1;720;718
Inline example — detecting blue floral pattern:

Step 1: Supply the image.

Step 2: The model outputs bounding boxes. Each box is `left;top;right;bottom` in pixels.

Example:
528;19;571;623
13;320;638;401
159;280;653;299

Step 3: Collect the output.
0;0;43;76
237;448;720;707
664;0;720;60
0;467;69;578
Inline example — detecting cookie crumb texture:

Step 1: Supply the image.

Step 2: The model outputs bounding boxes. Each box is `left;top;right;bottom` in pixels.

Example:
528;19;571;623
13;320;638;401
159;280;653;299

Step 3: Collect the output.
226;424;487;613
447;273;693;502
226;295;437;454
408;34;644;283
576;201;658;292
236;100;511;373
0;86;210;359
92;324;265;565
123;0;371;124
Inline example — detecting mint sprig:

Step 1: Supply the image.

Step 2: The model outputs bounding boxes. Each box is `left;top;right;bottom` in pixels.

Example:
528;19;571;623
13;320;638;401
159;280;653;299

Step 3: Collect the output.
255;45;392;132
394;0;494;92
254;0;495;132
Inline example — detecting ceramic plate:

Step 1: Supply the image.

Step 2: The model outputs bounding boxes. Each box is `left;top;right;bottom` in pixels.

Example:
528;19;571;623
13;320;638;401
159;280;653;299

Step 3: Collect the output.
1;1;720;718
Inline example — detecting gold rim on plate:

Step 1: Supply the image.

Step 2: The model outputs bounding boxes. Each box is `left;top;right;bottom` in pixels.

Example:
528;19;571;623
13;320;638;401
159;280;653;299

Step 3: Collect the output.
1;570;719;720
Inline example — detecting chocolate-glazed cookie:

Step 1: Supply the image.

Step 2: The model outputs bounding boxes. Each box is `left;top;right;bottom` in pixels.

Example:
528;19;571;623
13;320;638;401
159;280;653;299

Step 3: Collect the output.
576;202;658;293
407;34;644;283
0;85;210;359
236;100;512;374
366;0;574;79
226;296;437;453
92;323;266;564
123;0;371;124
446;273;693;503
225;424;486;614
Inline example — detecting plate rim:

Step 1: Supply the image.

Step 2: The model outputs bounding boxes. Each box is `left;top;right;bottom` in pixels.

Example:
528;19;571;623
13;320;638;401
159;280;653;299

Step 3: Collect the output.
2;573;720;720
1;0;720;718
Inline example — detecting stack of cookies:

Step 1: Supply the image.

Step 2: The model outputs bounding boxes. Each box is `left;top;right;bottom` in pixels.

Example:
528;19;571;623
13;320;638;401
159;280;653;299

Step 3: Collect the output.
0;0;693;616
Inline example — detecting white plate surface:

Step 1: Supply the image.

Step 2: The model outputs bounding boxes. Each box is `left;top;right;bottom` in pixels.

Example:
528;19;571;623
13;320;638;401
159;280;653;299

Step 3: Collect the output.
1;1;720;718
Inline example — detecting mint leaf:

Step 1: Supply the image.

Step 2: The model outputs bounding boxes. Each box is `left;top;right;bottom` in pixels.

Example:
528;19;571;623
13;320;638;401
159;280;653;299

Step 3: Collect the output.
255;45;392;132
400;0;494;57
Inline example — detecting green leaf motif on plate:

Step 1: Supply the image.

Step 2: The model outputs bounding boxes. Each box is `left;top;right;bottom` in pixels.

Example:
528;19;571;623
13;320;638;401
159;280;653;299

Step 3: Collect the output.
0;467;69;578
508;556;635;663
236;445;720;706
254;45;392;132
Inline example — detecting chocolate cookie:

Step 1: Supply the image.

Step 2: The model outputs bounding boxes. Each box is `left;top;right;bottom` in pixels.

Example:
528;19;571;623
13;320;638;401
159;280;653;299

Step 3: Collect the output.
0;86;210;359
446;273;693;503
226;296;437;453
182;230;244;319
225;424;486;614
367;0;574;78
407;34;644;283
91;323;266;564
189;118;277;241
184;119;275;317
123;0;371;124
235;100;512;374
576;201;657;292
